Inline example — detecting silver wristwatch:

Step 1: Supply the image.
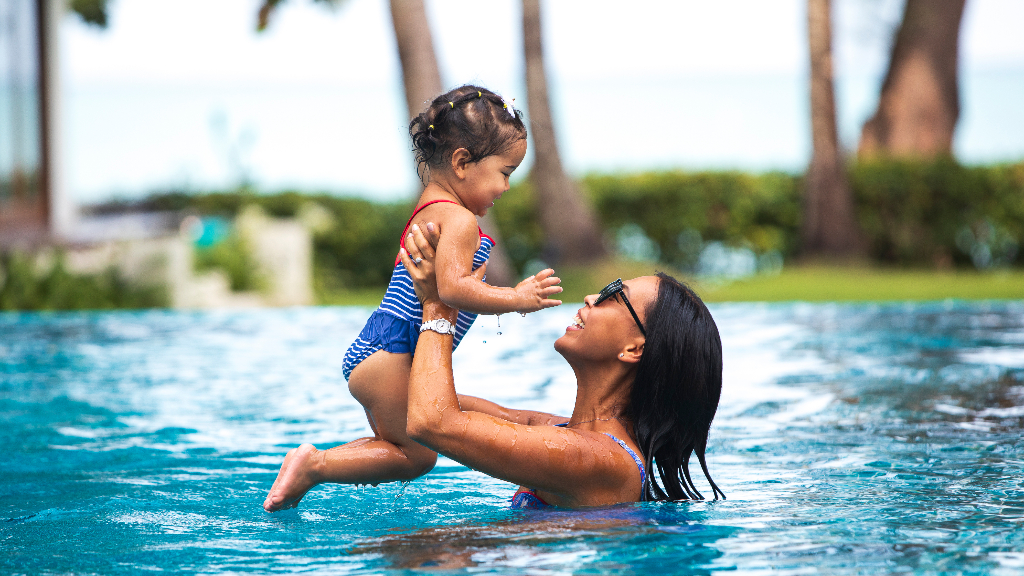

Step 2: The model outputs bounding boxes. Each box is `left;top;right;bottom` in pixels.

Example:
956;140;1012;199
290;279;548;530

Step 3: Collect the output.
419;318;455;335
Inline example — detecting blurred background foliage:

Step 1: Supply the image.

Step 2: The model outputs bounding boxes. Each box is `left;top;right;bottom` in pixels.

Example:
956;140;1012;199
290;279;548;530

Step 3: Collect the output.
0;252;166;311
193;233;265;292
5;159;1021;310
69;159;1023;306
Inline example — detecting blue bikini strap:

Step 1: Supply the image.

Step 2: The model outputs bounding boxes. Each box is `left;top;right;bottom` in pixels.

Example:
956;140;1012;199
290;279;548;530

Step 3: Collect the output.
603;433;647;499
554;423;647;500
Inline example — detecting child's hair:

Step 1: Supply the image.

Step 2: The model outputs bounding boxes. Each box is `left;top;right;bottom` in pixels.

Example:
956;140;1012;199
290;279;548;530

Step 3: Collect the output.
409;85;527;181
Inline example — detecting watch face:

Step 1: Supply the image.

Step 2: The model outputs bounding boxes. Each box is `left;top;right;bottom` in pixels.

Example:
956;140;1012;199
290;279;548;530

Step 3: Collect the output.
422;319;455;334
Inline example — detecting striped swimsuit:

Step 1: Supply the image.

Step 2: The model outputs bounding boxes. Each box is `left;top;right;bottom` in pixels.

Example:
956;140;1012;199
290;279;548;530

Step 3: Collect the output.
341;200;494;380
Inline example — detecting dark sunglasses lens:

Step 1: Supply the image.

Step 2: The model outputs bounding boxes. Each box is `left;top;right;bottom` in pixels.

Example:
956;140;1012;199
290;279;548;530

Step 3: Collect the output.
594;279;622;306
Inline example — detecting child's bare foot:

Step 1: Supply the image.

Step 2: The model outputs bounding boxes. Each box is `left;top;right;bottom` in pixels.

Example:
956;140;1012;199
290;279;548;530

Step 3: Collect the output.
263;443;320;512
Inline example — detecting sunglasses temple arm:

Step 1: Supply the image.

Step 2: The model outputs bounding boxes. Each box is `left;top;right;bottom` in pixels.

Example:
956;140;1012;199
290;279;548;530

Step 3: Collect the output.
628;308;646;336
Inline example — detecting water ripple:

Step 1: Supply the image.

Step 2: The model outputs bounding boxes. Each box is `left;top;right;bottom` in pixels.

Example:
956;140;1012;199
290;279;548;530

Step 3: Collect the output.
2;302;1024;574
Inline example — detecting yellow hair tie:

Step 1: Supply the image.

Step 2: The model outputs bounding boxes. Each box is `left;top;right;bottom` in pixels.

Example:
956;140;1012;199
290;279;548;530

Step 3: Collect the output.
428;124;434;130
478;91;482;98
449;101;454;108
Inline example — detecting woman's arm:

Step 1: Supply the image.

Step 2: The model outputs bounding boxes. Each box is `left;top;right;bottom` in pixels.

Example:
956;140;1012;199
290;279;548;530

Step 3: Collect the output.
421;206;563;315
399;226;637;507
458;394;570;427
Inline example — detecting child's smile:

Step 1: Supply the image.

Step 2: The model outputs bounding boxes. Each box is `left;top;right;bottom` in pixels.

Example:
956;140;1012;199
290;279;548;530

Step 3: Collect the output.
458;139;527;216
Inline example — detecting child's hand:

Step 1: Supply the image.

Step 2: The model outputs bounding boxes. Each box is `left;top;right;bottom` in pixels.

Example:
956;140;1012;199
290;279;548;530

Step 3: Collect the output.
514;269;563;313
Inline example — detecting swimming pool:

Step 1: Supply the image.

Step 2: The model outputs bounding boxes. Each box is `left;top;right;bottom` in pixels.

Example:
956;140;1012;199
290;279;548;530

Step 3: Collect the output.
3;301;1023;574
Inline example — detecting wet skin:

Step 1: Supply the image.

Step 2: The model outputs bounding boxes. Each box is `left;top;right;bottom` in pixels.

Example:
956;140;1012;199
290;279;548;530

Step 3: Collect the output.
401;223;656;508
263;141;558;511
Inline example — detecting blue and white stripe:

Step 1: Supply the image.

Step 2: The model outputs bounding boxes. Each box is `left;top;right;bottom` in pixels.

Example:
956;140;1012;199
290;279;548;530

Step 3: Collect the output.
376;233;494;347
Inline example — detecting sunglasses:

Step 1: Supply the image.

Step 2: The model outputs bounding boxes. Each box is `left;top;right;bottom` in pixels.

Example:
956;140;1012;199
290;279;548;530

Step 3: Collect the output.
594;278;646;336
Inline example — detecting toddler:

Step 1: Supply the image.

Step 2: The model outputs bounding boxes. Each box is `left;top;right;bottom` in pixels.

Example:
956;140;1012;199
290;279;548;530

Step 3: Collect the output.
264;85;562;511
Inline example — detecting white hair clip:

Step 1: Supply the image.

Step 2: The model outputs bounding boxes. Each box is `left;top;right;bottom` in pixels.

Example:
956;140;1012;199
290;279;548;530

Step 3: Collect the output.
502;97;516;118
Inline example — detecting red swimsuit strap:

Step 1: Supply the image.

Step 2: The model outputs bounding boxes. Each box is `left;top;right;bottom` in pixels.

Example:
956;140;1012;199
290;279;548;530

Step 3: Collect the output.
402;199;460;237
395;199;491;265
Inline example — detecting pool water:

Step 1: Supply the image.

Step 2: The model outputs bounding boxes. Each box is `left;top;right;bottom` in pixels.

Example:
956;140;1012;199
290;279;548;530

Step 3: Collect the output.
3;301;1024;575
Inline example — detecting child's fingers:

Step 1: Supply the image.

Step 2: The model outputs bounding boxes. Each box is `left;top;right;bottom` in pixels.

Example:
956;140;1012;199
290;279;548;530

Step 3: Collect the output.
539;299;562;308
539;275;561;287
533;268;555;281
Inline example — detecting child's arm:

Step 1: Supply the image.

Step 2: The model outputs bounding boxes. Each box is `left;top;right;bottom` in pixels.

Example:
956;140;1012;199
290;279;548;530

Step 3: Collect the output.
458;394;570;426
421;209;562;315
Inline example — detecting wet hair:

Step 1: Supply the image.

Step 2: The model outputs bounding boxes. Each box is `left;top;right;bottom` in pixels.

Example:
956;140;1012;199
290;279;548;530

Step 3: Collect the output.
626;272;726;502
409;85;527;182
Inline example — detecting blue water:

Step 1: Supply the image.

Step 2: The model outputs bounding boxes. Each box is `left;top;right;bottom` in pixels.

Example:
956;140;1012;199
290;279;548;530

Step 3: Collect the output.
3;302;1024;574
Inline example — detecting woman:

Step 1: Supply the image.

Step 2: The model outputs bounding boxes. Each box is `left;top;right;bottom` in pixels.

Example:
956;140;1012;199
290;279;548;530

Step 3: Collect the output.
264;223;724;510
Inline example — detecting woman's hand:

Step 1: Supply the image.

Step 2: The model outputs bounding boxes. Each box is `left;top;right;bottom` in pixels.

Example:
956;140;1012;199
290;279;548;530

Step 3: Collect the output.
400;223;483;311
400;223;441;305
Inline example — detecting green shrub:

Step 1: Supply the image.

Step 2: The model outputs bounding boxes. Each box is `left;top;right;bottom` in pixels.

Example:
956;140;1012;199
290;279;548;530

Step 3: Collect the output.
113;159;1024;306
305;195;411;292
490;180;546;274
850;159;1024;267
194;233;264;292
136;191;413;294
580;170;802;269
0;252;167;311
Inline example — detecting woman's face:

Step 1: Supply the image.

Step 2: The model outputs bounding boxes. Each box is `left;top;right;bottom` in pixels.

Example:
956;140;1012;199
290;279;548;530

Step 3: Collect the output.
554;276;658;362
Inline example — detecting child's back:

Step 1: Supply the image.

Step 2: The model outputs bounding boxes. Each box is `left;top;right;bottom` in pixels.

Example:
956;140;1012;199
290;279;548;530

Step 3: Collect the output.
342;199;494;381
264;85;562;512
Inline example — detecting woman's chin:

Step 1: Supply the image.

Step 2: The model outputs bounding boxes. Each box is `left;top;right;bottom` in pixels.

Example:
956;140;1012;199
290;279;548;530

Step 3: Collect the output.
553;333;576;356
553;334;568;353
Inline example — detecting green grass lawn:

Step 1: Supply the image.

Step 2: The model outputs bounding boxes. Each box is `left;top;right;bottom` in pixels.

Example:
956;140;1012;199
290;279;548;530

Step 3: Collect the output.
696;267;1024;303
317;262;1024;306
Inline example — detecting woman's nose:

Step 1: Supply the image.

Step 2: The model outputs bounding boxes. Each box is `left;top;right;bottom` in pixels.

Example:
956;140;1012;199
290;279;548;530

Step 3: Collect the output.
583;294;598;306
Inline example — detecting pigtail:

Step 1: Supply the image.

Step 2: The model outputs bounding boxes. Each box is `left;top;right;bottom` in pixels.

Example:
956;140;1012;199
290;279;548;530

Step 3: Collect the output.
408;85;527;182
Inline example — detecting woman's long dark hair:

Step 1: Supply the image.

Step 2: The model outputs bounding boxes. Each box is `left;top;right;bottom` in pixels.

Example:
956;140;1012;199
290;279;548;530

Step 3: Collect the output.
626;272;725;501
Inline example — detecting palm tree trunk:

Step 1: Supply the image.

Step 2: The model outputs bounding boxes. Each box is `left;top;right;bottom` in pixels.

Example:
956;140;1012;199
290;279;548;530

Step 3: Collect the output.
803;0;863;258
858;0;966;158
522;0;606;265
388;0;515;285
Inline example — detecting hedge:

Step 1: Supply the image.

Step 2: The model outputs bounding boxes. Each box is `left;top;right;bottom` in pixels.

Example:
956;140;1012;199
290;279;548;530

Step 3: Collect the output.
80;160;1024;296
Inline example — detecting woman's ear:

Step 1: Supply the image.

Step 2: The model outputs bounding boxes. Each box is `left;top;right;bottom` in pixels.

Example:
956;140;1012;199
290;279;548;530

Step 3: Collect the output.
450;148;472;179
619;342;644;364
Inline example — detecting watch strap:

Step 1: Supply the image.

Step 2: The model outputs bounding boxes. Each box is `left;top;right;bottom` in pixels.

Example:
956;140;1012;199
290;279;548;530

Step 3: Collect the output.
419;318;455;335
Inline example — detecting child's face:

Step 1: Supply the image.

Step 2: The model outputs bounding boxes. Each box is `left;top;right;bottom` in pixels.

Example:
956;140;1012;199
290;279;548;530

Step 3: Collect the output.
456;139;527;217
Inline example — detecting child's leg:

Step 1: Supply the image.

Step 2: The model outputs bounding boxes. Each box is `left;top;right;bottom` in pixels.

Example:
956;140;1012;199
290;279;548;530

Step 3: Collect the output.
263;350;437;511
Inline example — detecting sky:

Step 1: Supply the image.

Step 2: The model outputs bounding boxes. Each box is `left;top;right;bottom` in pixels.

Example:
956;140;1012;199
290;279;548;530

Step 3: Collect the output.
61;0;1024;204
